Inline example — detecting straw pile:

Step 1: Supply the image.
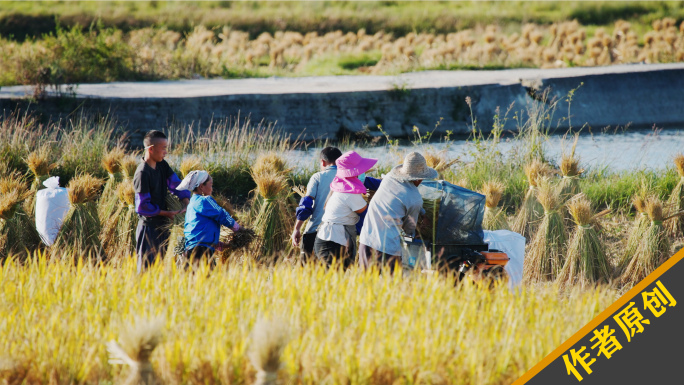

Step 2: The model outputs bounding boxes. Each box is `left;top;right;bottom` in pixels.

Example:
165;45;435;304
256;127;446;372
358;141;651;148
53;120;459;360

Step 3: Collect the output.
618;194;650;272
621;196;671;286
120;155;139;181
251;169;291;256
252;153;289;175
106;317;163;385
512;160;552;238
523;178;567;283
481;180;510;231
665;154;684;237
101;180;138;259
0;176;40;254
99;147;126;221
0;181;32;259
556;194;611;288
248;318;290;385
559;134;583;198
53;174;104;256
424;151;458;178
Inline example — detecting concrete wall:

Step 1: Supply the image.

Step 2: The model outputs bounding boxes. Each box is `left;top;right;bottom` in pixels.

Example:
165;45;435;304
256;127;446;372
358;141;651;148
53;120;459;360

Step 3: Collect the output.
1;67;683;144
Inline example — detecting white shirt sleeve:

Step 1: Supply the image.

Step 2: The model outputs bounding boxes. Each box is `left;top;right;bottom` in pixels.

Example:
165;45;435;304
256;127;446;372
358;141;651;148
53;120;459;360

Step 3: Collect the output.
345;194;368;212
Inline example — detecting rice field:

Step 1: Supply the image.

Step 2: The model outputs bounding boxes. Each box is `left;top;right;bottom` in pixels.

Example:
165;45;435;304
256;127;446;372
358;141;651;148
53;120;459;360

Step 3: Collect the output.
1;17;684;88
0;101;683;383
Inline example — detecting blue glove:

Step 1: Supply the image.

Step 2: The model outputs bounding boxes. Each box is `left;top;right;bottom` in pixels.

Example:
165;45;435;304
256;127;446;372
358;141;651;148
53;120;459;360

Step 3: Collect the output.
296;196;314;221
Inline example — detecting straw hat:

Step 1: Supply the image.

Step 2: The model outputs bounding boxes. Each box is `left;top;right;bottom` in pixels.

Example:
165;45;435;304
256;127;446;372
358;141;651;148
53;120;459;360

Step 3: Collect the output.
335;151;378;178
388;152;438;181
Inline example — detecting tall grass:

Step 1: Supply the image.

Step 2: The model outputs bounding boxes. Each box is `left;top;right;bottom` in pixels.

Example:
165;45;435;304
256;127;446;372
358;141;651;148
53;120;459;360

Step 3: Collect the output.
0;254;619;385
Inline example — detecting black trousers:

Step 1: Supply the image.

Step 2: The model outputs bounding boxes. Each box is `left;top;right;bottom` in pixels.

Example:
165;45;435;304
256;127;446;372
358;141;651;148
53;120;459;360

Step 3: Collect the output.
136;220;170;273
301;232;317;262
313;236;355;269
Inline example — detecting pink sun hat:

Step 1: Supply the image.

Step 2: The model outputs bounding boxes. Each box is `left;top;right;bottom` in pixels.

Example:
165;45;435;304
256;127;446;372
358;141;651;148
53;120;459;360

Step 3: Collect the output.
335;151;378;178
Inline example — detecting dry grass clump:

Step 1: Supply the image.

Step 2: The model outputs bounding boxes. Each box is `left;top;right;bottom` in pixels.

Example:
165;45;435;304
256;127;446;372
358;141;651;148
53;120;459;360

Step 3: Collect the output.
251;169;292;256
621;195;671;286
248;318;290;385
53;174;104;256
512;159;552;238
556;194;611;289
481;180;509;231
106;317;164;385
252;153;289;176
524;178;567;283
103;147;125;176
180;156;203;178
100;147;126;220
559;134;583;198
665;153;684;237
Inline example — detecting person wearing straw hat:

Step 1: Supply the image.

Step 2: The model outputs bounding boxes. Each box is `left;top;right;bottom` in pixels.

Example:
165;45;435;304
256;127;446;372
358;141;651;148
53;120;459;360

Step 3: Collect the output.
314;150;377;267
358;152;437;270
177;170;241;263
291;147;342;261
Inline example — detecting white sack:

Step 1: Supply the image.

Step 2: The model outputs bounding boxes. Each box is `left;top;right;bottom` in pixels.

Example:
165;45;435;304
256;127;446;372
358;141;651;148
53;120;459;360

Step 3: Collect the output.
483;230;526;289
35;176;70;246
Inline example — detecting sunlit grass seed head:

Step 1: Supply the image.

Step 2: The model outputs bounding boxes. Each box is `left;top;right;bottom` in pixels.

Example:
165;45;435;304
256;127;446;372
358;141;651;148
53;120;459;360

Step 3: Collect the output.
567;193;592;226
481;180;504;209
0;190;26;220
424;152;458;173
674;153;684;178
560;153;581;177
253;153;289;176
117;179;136;207
120;155;139;180
535;177;561;211
102;147;125;175
67;174;104;204
645;195;664;222
251;170;288;200
524;159;552;188
0;175;28;195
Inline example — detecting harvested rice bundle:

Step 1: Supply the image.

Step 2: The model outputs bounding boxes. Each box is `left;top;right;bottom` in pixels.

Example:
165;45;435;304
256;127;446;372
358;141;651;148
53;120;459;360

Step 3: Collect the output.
559;134;583;198
99;147;126;221
665;154;684;237
106;317;163;385
0;176;40;252
120;155;139;181
53;174;104;257
618;195;650;272
101;180;138;259
252;153;289;175
556;194;611;289
180;156;203;178
512;159;552;238
481;180;510;231
0;189;31;259
26;147;58;191
523;178;567;283
217;227;258;261
251;169;292;256
621;196;671;286
248;318;290;385
424;151;458;178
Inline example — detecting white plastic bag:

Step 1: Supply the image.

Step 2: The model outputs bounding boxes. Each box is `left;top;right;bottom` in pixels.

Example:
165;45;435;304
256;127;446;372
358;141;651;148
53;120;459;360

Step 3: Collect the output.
35;176;70;246
483;230;526;289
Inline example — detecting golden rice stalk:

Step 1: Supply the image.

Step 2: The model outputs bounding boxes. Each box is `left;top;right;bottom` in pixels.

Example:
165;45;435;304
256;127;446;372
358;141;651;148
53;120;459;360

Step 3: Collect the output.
25;147;57;190
559;137;583;198
102;147;125;175
120;155;140;180
106;317;163;385
252;153;289;176
100;148;126;221
481;180;509;231
556;194;610;289
0;175;28;195
523;178;567;283
102;180;137;259
248;318;290;385
618;194;650;272
512;160;551;238
0;192;27;259
621;195;670;287
424;151;458;175
251;170;291;255
54;175;104;256
180;156;203;179
665;154;684;237
292;185;307;197
0;177;40;254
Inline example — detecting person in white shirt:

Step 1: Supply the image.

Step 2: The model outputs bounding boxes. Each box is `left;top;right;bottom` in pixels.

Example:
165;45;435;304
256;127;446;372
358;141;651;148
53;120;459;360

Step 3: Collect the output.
314;150;377;268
